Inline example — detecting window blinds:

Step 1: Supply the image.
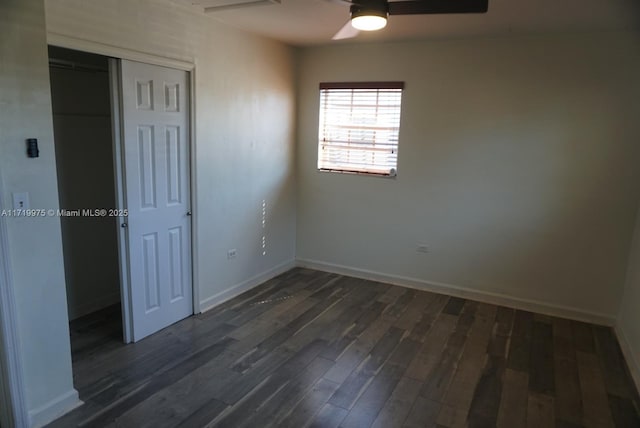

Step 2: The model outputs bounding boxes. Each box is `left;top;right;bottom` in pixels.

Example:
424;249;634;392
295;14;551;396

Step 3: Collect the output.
318;82;404;176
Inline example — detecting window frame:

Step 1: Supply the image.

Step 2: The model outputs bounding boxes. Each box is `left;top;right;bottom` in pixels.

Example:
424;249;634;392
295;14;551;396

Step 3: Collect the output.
317;81;404;178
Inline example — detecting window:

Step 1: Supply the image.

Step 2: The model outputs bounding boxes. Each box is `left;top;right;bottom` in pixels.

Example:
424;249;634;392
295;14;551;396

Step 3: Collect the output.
318;81;404;176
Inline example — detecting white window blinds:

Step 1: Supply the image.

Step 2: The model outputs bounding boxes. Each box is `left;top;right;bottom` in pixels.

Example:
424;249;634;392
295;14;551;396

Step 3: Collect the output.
318;82;404;176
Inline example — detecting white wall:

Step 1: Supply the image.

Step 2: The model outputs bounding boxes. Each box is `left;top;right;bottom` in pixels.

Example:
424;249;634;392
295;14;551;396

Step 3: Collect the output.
0;0;79;425
49;56;120;320
45;0;298;309
296;33;640;321
618;206;640;387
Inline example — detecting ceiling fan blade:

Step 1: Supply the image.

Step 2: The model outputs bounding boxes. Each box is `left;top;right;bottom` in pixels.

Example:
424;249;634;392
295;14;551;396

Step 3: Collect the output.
332;20;360;40
388;0;488;15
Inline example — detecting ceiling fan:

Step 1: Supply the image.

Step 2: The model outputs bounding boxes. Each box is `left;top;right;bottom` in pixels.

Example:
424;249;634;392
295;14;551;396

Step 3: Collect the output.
329;0;489;40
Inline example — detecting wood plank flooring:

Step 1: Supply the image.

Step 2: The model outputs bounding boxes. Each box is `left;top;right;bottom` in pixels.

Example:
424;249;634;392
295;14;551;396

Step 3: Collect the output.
48;268;640;428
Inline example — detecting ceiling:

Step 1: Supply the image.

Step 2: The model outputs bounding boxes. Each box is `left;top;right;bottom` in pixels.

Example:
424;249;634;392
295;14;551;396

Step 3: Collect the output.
182;0;640;46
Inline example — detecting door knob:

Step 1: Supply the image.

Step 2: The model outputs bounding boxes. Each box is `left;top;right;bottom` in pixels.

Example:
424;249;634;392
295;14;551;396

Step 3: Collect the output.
186;211;192;216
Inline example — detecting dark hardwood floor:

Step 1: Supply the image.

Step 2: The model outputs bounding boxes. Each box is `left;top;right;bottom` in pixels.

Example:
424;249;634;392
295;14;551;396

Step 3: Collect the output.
49;268;640;427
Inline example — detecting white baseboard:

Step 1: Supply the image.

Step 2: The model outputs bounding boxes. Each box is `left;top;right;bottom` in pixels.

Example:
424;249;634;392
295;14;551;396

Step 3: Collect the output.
68;291;121;321
614;323;640;394
296;258;616;326
28;388;82;428
199;259;296;313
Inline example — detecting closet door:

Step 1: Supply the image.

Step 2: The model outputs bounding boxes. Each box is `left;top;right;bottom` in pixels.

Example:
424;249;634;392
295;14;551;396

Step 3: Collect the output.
119;60;192;342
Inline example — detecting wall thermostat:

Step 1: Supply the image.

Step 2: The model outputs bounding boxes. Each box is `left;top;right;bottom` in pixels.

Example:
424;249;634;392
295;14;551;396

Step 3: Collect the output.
26;138;39;158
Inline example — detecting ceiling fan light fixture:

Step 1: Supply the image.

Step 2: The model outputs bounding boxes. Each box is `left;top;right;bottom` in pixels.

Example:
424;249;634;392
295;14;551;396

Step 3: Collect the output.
350;1;388;31
351;14;387;31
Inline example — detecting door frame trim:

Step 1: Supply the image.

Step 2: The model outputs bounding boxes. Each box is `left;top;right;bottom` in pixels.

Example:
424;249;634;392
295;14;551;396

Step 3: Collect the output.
109;58;134;343
47;32;194;71
47;34;200;343
0;173;29;428
189;61;201;314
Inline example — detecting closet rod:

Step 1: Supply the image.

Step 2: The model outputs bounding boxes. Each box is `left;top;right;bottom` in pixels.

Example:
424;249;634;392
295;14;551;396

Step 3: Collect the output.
49;58;108;73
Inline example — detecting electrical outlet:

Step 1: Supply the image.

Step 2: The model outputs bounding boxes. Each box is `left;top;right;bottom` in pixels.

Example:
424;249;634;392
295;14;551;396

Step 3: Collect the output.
227;249;237;259
12;192;29;210
417;244;429;253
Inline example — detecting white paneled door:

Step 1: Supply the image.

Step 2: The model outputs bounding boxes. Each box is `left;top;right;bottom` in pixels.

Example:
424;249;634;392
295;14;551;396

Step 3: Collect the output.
119;60;192;342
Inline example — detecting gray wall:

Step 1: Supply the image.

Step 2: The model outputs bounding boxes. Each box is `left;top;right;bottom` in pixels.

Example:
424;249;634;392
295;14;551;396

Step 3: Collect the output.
50;49;120;320
296;33;640;320
0;0;78;424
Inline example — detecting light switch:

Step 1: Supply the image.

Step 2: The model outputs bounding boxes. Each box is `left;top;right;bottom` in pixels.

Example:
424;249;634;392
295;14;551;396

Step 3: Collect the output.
12;192;29;210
